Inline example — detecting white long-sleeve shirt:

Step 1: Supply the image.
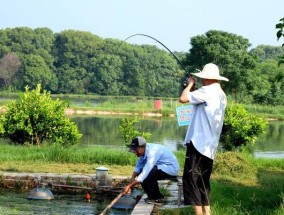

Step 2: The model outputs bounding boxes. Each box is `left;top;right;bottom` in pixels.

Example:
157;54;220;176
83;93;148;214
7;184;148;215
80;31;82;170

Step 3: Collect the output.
134;143;180;182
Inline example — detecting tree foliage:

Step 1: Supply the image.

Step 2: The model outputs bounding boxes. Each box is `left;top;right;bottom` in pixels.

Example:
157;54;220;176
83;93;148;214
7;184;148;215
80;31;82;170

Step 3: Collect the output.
0;84;81;146
220;103;267;151
245;59;284;105
21;54;58;92
0;27;283;105
276;17;284;66
182;30;257;101
119;117;151;147
249;45;284;62
0;28;184;97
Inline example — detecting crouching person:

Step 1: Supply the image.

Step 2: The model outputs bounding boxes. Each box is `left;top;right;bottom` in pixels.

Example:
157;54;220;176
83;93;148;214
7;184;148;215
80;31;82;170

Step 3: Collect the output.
122;136;180;204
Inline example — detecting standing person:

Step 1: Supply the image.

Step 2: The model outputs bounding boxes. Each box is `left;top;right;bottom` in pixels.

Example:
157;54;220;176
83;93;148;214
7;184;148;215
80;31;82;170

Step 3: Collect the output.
179;63;228;215
122;136;180;204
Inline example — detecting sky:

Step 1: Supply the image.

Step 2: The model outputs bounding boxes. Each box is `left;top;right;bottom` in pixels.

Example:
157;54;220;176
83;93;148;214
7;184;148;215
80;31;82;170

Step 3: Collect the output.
1;0;283;52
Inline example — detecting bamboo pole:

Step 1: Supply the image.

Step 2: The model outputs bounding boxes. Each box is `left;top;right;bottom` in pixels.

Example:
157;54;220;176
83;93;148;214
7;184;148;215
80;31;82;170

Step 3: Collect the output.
99;192;124;215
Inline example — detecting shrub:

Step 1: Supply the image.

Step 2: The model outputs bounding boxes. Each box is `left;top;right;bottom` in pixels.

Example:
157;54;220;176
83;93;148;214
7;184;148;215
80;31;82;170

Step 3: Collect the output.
119;116;151;146
0;84;81;146
220;103;267;151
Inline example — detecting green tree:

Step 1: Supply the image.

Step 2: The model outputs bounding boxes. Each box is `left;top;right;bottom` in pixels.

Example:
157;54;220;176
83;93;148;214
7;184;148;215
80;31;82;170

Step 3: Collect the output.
276;17;284;65
91;54;123;95
0;27;56;92
0;84;81;146
56;64;92;94
141;45;183;97
249;45;284;62
21;54;58;92
4;27;36;55
0;27;187;97
245;59;284;105
33;27;56;71
183;30;257;101
52;30;105;94
53;30;104;68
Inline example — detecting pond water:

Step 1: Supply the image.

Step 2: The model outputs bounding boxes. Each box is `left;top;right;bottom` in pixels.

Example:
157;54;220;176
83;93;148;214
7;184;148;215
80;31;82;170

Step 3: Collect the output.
0;188;131;215
71;116;284;158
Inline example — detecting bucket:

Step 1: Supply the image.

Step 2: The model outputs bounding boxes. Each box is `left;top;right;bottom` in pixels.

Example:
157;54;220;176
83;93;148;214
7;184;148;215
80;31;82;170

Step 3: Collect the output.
96;166;109;181
154;99;162;110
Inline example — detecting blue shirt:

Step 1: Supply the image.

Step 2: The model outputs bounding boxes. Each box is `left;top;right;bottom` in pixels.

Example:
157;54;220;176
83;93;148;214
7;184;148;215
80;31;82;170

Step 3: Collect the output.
134;143;180;182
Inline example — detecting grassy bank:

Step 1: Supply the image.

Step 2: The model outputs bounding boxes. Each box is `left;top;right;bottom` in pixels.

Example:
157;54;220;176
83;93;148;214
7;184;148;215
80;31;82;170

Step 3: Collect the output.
0;143;283;215
1;94;284;119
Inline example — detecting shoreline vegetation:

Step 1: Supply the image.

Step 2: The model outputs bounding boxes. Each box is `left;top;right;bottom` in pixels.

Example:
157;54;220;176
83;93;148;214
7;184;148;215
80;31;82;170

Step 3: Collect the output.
1;105;283;121
0;93;284;120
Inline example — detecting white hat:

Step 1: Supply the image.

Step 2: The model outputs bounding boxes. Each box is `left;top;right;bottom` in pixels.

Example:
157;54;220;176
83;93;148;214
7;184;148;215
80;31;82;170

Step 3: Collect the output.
191;63;229;81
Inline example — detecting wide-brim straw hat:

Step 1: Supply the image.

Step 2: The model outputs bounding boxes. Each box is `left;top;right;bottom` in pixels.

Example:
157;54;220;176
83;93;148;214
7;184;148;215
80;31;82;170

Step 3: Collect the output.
191;63;229;81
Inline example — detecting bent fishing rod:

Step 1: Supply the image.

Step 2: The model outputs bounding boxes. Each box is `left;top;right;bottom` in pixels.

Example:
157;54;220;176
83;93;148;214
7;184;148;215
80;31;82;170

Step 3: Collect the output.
123;33;190;78
123;34;197;90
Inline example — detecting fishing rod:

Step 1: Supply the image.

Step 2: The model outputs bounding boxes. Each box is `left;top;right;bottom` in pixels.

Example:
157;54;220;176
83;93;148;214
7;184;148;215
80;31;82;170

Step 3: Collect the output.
123;33;194;89
124;33;190;76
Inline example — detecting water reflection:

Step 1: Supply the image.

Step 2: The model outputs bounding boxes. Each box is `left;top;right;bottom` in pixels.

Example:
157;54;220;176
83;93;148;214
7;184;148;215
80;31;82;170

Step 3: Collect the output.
254;151;284;158
71;116;284;158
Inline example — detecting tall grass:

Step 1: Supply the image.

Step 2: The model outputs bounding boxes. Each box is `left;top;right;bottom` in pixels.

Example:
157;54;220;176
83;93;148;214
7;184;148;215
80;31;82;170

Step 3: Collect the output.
0;143;137;166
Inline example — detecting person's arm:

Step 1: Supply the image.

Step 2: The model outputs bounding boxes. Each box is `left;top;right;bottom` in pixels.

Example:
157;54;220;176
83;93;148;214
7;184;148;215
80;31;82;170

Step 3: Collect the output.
136;148;162;182
179;77;196;103
122;160;143;194
130;171;138;183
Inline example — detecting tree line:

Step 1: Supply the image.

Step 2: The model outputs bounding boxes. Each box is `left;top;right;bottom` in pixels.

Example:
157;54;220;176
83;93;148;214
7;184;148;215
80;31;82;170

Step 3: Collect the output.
0;27;283;105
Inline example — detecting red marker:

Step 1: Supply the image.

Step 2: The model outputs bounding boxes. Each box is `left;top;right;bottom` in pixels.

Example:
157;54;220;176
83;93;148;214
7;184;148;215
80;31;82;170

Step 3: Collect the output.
86;191;91;203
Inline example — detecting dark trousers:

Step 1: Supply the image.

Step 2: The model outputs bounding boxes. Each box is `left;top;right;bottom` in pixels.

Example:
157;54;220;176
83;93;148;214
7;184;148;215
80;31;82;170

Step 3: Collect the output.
140;165;173;200
183;142;213;205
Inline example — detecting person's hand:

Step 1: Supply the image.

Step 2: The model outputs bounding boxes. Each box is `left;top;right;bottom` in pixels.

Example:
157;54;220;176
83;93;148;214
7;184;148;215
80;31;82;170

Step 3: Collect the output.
188;77;196;85
130;175;136;183
188;77;197;92
122;184;132;194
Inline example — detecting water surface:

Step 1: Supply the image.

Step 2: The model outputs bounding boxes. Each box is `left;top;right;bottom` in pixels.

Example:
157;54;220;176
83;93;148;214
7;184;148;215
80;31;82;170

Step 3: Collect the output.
71;116;284;158
0;188;131;215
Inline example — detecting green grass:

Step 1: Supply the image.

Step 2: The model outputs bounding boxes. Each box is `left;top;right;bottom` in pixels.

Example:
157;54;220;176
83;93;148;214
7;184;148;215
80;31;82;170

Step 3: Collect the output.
157;152;284;215
0;143;283;215
242;104;284;120
0;143;136;165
